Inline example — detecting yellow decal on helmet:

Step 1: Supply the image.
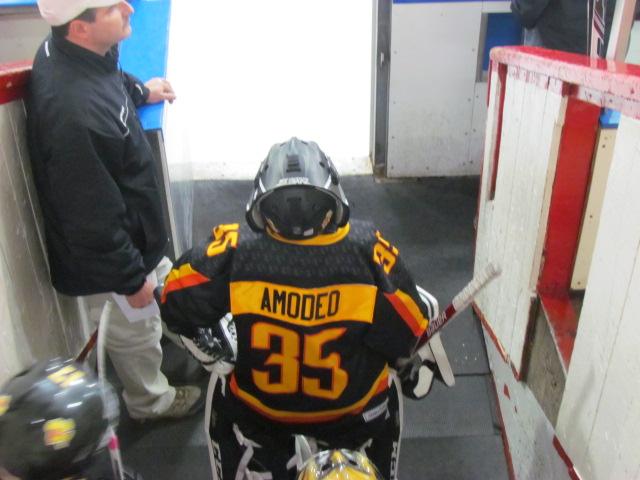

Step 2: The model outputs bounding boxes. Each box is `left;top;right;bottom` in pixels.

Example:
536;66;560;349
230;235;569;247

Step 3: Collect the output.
47;364;85;388
0;395;10;416
43;418;76;449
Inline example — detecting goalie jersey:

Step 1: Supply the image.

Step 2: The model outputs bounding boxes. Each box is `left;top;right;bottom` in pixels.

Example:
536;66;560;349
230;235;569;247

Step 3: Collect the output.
160;219;429;437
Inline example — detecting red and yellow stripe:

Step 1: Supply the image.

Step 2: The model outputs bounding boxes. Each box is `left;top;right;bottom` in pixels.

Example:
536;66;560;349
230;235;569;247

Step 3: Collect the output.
161;264;210;303
383;289;429;336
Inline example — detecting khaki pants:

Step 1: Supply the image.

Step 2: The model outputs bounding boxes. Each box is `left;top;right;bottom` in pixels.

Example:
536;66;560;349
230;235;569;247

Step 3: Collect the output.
84;256;176;418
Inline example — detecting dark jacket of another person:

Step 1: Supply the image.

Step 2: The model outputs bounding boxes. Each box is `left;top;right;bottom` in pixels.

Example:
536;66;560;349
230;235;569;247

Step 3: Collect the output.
26;33;168;296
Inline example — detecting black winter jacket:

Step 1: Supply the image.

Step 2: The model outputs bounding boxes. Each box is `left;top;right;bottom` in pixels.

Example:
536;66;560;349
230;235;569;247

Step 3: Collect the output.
26;33;168;296
511;0;589;54
510;0;617;55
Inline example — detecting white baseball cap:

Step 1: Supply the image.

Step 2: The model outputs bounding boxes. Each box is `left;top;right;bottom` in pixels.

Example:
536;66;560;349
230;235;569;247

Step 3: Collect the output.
37;0;122;26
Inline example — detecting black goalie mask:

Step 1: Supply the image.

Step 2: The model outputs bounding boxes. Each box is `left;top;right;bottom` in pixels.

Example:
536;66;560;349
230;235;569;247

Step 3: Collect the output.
245;137;350;239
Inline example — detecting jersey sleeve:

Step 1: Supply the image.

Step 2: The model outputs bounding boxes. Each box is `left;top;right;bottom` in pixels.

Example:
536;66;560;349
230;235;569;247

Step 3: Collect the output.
160;223;240;336
365;229;430;361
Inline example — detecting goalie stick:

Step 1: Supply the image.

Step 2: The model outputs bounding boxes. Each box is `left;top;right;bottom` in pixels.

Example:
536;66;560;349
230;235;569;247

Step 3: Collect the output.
411;262;501;359
76;328;98;363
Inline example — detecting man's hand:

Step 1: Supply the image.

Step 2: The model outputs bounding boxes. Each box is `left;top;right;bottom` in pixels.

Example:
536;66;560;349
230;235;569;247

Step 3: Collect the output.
145;77;176;104
126;280;156;308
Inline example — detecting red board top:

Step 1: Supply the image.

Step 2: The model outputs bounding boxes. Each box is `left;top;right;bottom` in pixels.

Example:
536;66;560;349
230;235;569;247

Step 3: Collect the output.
0;60;32;105
490;46;640;104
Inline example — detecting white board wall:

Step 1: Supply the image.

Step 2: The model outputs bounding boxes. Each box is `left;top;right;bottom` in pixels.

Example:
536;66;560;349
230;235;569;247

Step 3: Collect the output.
475;47;640;480
556;115;640;480
386;1;511;178
0;7;48;63
0;98;89;385
474;69;564;375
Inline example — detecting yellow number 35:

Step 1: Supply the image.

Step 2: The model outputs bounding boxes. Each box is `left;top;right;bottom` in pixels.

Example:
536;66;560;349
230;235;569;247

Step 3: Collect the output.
251;323;348;400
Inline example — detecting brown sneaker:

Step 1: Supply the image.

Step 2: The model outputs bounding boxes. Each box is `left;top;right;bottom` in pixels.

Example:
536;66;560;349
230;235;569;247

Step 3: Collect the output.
159;385;205;418
132;385;205;421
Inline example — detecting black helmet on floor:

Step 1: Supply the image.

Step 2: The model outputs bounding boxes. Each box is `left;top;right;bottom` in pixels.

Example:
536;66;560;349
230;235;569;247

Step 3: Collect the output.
0;358;119;480
246;137;350;239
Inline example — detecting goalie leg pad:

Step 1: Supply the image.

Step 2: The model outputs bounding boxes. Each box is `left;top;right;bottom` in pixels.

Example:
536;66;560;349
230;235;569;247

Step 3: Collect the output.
363;376;402;480
209;403;290;479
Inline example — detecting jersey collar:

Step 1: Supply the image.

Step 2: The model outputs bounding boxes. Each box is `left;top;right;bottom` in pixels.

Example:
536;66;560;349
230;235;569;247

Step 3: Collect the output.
266;223;350;245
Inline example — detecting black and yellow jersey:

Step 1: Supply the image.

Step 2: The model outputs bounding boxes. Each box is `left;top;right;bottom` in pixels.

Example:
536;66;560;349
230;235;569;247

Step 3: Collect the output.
161;219;429;435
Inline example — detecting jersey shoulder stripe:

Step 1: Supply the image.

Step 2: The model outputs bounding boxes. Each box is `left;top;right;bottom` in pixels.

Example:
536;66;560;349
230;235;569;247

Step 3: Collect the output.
384;289;429;335
161;264;210;302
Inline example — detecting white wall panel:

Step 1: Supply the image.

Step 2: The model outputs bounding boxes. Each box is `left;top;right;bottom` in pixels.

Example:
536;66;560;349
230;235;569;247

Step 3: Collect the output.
475;71;564;373
557;116;640;480
475;44;640;480
484;327;571;480
387;2;482;177
0;8;48;63
468;81;490;170
0;100;87;385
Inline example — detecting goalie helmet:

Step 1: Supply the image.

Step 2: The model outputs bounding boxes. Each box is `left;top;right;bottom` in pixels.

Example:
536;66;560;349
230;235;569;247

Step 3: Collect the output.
297;449;384;480
0;358;118;480
246;137;350;240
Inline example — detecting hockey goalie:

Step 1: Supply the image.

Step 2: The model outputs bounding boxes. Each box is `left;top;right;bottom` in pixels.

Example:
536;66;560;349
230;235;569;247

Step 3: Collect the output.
160;137;450;480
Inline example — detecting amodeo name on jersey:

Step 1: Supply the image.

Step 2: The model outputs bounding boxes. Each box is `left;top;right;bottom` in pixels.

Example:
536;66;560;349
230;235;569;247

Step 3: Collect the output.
231;281;377;326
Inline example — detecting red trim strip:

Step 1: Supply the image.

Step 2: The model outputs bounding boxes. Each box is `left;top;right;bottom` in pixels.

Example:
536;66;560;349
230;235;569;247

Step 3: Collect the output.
489;63;507;200
539;294;578;372
473;302;516;480
534;97;599;372
491;376;517;480
473;302;508;363
538;97;600;295
553;436;581;480
0;60;32;105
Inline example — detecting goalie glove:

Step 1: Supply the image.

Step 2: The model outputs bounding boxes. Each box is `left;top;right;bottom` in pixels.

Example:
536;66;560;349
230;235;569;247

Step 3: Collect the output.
397;354;436;400
180;313;237;372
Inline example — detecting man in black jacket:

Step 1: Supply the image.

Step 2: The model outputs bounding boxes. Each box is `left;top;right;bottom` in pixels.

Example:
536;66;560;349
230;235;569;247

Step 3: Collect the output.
511;0;618;55
26;0;203;420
